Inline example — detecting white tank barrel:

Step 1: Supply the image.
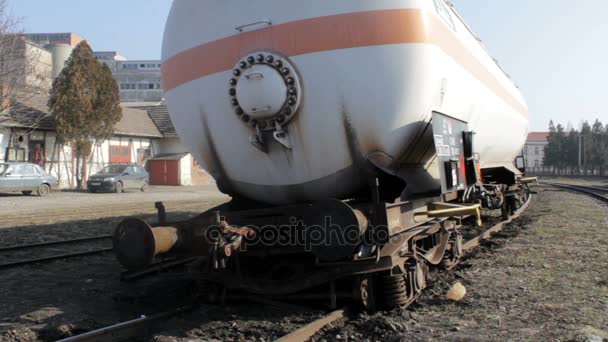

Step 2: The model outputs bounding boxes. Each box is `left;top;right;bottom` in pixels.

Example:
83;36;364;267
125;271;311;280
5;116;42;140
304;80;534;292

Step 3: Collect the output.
161;0;529;205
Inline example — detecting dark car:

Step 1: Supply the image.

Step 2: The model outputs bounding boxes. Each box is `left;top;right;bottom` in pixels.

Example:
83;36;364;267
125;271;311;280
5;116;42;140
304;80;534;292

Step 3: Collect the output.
87;164;149;193
0;162;58;196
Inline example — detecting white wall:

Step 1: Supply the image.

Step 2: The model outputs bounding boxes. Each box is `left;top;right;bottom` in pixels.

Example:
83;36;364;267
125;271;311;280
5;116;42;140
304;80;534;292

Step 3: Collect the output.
44;132;75;189
0;128;9;161
523;141;548;168
42;133;159;189
87;136;155;176
180;155;193;186
158;137;188;154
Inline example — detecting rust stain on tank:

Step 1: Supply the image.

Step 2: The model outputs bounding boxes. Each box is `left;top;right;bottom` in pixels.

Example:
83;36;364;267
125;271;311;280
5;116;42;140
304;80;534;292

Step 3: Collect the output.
341;107;377;181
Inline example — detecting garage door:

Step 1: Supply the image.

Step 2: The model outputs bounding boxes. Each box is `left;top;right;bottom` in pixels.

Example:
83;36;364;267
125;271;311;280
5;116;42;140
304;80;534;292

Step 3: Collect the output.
148;160;180;185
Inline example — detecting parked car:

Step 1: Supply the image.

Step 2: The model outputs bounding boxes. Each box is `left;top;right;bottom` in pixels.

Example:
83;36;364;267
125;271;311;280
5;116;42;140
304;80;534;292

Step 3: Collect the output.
0;162;58;196
87;164;149;193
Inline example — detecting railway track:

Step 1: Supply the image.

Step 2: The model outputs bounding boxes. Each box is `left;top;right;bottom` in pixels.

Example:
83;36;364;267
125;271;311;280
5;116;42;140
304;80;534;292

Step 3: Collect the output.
0;235;112;269
0;200;225;269
56;196;532;342
546;183;608;203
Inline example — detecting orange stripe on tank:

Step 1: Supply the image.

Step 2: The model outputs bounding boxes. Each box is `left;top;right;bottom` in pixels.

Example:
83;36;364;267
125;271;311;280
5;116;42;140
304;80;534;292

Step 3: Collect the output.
162;8;528;117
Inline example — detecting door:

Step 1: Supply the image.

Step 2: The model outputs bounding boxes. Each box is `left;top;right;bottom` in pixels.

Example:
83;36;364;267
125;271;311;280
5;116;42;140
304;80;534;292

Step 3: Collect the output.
21;164;41;190
148;160;165;185
1;165;25;192
134;166;148;188
165;160;180;185
0;165;21;192
121;166;136;189
148;160;180;185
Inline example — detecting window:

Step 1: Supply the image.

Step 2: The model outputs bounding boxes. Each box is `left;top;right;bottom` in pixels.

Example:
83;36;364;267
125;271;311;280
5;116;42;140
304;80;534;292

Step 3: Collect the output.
101;164;127;173
535;147;539;155
11;165;26;175
6;148;26;162
535;160;540;167
35;165;47;176
433;0;456;31
22;165;36;176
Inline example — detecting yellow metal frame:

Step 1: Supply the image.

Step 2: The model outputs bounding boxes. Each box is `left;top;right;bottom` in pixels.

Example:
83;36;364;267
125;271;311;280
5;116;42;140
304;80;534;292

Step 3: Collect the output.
519;177;539;185
414;203;482;226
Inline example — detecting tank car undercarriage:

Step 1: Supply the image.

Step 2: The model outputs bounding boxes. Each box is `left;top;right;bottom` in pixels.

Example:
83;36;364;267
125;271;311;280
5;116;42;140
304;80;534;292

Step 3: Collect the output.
112;113;533;310
113;175;533;311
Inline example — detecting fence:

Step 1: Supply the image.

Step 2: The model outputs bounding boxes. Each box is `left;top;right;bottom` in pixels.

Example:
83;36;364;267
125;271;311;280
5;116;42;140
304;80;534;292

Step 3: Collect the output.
526;167;605;177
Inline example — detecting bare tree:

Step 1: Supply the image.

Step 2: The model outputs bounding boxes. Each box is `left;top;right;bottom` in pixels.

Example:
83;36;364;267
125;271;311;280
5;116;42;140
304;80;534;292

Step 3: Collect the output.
0;0;49;127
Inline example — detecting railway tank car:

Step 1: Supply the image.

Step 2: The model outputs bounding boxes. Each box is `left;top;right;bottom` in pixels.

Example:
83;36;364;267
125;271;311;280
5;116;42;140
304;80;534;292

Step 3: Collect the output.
160;0;529;204
113;0;532;310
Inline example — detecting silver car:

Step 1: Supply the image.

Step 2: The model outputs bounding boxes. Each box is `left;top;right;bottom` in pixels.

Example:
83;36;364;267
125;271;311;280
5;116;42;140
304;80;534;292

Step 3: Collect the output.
0;162;58;196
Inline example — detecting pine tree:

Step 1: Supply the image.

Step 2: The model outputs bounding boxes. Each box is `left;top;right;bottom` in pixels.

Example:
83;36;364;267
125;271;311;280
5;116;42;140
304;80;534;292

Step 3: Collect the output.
565;129;578;174
544;121;558;172
555;124;566;174
591;119;605;176
48;41;123;188
581;121;592;175
94;63;122;140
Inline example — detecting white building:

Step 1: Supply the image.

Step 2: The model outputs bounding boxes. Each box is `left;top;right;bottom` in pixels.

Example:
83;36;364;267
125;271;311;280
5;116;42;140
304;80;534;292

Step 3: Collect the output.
94;51;163;103
94;51;127;70
1;95;211;188
110;59;163;103
523;132;549;168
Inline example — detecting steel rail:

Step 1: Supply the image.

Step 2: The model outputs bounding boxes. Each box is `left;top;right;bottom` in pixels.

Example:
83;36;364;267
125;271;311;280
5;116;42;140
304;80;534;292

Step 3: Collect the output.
0;248;113;269
546;183;608;203
56;305;194;342
463;195;532;252
120;257;198;281
275;309;346;342
0;235;111;253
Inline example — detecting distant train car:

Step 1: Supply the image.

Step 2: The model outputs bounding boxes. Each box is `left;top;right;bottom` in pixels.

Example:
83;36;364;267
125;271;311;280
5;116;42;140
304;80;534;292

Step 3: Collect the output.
161;0;529;204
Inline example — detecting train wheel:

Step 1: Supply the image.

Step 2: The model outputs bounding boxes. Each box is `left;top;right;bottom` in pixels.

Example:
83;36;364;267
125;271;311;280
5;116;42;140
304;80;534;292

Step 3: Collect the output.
382;258;429;310
407;259;429;295
352;275;376;312
501;195;510;220
441;230;463;269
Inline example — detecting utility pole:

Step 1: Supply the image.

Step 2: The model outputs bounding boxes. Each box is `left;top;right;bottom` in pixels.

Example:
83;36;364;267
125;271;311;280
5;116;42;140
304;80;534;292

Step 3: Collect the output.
578;134;582;174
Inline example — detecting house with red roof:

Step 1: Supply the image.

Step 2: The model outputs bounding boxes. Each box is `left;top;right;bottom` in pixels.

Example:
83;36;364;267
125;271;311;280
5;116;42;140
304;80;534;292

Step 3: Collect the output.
524;132;549;168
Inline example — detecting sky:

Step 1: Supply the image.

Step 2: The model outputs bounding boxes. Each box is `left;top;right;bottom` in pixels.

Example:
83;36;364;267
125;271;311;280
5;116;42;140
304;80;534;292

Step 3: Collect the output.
10;0;608;131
